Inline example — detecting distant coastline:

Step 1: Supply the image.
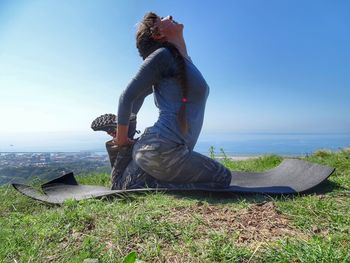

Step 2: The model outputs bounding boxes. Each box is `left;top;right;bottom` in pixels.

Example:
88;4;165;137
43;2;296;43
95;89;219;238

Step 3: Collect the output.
1;133;349;156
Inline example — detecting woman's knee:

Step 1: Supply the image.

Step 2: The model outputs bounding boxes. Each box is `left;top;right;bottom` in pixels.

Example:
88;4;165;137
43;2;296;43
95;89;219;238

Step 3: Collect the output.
222;168;232;187
212;161;232;187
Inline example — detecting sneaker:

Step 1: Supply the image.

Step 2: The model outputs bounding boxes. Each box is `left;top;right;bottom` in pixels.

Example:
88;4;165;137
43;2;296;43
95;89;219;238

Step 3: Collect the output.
91;113;139;138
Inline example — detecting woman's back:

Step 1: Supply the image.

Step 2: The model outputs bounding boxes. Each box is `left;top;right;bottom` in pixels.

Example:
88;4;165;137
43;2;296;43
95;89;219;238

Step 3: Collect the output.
150;47;210;150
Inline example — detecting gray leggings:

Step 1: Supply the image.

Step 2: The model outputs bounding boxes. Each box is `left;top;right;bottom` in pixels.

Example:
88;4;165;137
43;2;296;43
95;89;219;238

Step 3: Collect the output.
112;127;231;189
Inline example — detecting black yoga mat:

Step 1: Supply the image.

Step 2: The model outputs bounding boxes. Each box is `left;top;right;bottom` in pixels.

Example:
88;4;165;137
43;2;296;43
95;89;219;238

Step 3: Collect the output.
12;159;335;204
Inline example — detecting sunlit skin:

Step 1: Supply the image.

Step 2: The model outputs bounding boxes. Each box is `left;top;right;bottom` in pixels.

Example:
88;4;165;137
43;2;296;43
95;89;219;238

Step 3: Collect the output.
151;15;190;60
114;15;189;146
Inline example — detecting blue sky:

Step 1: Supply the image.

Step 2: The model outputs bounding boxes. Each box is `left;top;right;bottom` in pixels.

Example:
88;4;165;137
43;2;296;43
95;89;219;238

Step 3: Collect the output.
0;0;349;151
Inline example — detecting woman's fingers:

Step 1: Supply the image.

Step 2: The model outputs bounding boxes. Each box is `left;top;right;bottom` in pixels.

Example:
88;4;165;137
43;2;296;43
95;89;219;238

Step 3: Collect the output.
112;137;134;147
107;131;116;137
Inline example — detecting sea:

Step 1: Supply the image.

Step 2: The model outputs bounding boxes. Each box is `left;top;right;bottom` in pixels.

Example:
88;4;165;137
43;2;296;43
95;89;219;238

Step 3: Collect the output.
194;133;350;157
1;133;350;157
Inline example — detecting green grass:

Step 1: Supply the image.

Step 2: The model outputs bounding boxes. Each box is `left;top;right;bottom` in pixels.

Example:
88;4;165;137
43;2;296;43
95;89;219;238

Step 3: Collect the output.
1;149;349;262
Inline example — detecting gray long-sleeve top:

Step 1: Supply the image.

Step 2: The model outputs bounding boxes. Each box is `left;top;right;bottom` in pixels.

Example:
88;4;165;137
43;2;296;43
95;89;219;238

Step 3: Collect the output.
117;47;209;151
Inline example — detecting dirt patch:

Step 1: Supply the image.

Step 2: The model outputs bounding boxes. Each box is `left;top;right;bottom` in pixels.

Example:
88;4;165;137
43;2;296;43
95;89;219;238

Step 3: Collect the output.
164;201;308;246
231;202;307;245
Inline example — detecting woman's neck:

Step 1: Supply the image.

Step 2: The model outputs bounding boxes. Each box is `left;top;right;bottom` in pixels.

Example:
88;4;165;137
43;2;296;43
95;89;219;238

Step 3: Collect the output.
167;35;190;60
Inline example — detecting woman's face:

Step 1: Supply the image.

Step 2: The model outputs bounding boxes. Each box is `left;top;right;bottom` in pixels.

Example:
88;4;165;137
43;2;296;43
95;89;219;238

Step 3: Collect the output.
153;15;184;41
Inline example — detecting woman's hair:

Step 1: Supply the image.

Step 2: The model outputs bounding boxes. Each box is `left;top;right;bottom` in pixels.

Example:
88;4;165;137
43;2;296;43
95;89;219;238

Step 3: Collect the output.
136;12;188;134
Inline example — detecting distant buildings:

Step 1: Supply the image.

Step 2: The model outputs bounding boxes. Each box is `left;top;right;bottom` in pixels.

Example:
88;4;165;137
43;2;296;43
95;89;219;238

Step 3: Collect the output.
0;152;109;169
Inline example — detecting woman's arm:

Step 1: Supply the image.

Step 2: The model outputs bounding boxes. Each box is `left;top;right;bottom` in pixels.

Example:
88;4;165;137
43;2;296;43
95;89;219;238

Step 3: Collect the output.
116;88;152;146
115;47;175;146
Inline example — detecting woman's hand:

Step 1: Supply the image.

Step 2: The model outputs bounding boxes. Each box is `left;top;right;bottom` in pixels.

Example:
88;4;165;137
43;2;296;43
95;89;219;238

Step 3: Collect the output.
113;136;134;147
113;124;134;147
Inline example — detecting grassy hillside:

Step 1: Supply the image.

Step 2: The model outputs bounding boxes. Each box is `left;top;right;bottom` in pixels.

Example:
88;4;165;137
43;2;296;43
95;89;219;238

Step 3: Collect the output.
1;149;349;262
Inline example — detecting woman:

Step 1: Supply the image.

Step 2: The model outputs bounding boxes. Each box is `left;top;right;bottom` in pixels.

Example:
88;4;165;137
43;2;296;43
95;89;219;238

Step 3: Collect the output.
98;12;232;190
